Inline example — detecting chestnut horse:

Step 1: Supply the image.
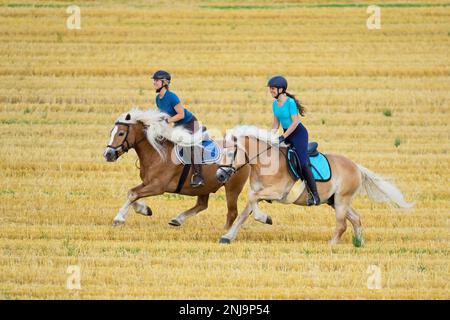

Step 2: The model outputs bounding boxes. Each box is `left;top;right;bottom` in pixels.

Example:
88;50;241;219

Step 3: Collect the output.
103;109;249;228
216;125;414;246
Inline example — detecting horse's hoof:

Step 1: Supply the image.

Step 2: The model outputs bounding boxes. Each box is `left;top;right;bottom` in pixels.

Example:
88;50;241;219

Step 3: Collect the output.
219;237;231;244
168;219;181;227
145;206;152;216
266;216;273;225
113;220;125;227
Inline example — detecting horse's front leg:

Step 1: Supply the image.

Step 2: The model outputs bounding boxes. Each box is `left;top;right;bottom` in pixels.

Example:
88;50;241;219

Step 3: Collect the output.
132;201;152;217
219;202;252;244
113;183;162;226
248;188;283;225
113;189;138;226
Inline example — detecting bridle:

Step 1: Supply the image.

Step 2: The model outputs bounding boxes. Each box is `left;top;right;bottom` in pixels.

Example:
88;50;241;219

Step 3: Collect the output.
106;122;147;157
216;136;273;183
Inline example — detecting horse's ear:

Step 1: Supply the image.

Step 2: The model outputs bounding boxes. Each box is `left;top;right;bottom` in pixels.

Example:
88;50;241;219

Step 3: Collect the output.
125;113;131;121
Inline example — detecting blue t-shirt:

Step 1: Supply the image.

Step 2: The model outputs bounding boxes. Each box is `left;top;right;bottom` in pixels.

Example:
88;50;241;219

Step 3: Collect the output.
156;90;193;126
272;97;301;129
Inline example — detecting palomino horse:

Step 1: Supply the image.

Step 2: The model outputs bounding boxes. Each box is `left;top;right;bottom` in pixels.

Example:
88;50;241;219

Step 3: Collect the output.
103;109;249;228
216;125;413;246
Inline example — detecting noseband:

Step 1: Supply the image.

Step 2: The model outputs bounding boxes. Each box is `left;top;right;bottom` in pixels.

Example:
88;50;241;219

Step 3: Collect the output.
107;122;146;157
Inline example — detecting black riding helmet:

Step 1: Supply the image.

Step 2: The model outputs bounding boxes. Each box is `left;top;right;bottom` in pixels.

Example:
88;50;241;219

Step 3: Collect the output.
152;70;171;82
152;70;171;93
267;76;288;98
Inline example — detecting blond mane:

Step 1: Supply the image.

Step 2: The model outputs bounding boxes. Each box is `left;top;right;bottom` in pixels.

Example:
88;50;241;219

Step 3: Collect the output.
116;108;206;158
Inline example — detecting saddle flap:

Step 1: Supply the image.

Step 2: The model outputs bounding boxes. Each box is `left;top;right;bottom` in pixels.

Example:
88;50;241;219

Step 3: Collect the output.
286;148;302;181
286;142;331;182
175;139;221;165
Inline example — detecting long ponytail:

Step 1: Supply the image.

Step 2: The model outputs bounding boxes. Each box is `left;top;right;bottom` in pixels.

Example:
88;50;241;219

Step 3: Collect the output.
285;92;305;116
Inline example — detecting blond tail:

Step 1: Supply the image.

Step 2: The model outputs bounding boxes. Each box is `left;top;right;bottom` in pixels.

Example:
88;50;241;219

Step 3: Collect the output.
357;164;414;209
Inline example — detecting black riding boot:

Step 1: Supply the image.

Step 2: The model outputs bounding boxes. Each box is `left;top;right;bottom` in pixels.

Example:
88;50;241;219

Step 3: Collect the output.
301;164;321;206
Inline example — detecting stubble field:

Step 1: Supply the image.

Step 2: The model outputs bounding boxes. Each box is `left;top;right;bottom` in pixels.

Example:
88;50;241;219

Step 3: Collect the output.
0;0;449;299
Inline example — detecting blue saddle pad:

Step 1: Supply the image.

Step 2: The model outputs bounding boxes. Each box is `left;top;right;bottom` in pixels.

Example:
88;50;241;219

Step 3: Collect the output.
309;153;331;182
175;140;221;165
287;148;331;182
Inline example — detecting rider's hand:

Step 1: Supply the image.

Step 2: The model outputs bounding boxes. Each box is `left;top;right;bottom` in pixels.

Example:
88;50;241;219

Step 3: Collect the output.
278;135;285;144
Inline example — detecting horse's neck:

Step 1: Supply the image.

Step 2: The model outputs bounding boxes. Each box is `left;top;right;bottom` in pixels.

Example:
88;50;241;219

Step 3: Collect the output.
134;139;173;169
242;136;280;165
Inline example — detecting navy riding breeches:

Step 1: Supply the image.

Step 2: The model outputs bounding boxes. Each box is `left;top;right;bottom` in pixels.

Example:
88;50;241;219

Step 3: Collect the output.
283;123;309;167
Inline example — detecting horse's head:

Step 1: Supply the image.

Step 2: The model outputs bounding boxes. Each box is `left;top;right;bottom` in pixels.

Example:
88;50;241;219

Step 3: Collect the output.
216;126;280;183
216;135;247;183
104;113;145;162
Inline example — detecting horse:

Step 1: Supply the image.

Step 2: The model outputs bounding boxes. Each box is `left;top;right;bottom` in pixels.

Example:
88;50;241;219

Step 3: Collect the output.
103;108;250;229
215;125;414;246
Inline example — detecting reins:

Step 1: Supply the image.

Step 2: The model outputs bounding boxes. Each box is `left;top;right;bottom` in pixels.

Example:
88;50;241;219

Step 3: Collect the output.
220;136;275;173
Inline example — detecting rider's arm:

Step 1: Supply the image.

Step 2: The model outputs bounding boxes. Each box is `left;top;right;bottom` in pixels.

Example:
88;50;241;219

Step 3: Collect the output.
271;116;280;134
167;103;185;123
282;114;299;139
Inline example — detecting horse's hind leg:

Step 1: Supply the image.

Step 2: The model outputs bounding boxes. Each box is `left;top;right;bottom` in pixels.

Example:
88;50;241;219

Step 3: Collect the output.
329;195;351;246
169;194;209;226
328;202;363;246
346;207;364;247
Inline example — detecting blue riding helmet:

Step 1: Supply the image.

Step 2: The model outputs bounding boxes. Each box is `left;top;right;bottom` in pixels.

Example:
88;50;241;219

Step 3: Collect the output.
267;76;288;90
152;70;171;82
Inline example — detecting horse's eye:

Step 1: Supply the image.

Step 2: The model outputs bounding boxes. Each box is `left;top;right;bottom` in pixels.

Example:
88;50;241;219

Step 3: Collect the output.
118;132;125;137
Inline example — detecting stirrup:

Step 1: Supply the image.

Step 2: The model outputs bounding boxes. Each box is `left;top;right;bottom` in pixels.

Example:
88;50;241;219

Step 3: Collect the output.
191;174;205;188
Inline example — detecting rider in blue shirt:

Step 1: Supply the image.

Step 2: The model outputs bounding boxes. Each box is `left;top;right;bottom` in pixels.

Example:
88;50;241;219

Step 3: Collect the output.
152;70;205;188
155;87;193;126
268;75;320;205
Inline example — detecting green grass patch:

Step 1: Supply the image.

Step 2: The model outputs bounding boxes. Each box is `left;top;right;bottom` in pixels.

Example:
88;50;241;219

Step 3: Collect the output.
39;232;49;240
352;232;364;248
63;238;80;257
4;3;93;8
383;109;392;117
163;193;187;200
0;119;91;125
0;189;15;196
417;263;427;272
67;191;87;197
201;3;450;10
310;3;450;8
56;32;63;43
200;5;282;10
117;247;141;256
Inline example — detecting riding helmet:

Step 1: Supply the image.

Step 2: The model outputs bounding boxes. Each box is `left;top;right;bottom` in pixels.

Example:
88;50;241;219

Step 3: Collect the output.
152;70;171;82
267;76;288;90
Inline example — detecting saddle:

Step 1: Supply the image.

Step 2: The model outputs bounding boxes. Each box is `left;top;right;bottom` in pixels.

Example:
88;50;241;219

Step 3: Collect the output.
286;142;331;182
174;139;221;165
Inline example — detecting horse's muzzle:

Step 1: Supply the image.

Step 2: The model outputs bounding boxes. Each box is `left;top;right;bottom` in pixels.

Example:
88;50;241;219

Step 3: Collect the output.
104;147;119;162
216;166;235;183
